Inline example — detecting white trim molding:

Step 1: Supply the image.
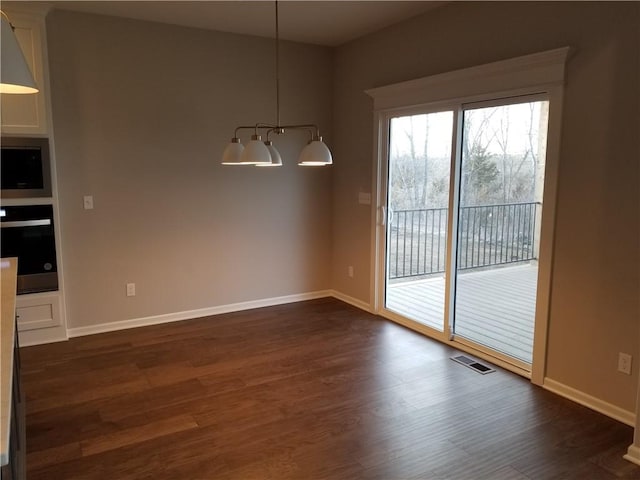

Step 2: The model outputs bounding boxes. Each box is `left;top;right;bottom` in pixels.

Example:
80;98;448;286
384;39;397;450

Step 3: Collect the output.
330;290;373;313
67;290;332;338
625;352;640;464
624;445;640;466
32;290;374;342
366;47;572;111
543;378;636;427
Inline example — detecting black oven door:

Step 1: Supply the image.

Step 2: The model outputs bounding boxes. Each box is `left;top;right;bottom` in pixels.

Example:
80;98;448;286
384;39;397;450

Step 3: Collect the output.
0;205;58;294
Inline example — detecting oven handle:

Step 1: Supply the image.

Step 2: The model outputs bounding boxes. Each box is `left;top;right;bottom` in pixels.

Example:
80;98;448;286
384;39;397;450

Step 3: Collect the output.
0;219;51;228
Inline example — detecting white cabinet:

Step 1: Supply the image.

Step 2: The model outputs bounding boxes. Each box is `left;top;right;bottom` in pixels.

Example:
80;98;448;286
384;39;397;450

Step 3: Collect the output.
0;11;49;135
1;8;67;347
16;292;61;331
16;292;67;346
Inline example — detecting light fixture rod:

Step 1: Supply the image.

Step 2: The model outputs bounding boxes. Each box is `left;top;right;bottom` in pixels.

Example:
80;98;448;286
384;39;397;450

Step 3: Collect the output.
275;0;280;127
234;123;321;138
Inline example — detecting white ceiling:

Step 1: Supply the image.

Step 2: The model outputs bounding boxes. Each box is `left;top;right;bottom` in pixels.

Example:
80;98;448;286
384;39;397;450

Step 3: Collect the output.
8;1;444;47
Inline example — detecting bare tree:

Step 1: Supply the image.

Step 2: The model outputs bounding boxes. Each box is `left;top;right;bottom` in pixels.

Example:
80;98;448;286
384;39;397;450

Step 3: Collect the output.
461;109;500;206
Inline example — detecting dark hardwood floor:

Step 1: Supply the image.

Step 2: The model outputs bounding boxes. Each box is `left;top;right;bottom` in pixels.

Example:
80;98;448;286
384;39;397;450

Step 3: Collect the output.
21;298;640;479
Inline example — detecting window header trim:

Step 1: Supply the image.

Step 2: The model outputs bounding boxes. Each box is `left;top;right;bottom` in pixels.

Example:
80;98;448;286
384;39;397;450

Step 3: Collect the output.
365;47;571;112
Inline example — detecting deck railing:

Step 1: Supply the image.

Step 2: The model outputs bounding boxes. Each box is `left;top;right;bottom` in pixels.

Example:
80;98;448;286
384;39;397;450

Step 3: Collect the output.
388;202;540;279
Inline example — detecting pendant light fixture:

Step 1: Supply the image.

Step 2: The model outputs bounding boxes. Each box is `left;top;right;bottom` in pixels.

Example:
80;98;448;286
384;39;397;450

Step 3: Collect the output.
0;11;39;94
221;1;332;167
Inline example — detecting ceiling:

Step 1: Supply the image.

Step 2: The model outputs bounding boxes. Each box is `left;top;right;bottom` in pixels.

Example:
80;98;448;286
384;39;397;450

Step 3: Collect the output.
7;1;444;47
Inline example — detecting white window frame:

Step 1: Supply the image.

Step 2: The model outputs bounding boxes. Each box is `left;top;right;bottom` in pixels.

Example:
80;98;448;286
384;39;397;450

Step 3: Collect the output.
366;47;570;384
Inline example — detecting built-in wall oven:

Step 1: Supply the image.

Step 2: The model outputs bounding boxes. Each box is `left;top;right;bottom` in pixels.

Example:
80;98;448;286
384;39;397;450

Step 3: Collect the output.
0;205;58;294
1;136;58;294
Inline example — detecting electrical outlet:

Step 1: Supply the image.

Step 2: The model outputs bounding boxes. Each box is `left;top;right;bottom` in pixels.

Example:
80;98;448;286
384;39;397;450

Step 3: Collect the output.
618;352;632;375
348;266;354;278
126;283;136;297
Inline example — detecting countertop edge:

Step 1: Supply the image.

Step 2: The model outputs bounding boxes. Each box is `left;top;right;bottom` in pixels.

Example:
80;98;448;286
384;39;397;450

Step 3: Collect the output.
0;257;18;466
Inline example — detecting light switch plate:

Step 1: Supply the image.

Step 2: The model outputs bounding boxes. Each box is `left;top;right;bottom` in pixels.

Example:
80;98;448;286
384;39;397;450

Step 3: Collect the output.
83;195;94;210
358;192;371;205
618;352;632;375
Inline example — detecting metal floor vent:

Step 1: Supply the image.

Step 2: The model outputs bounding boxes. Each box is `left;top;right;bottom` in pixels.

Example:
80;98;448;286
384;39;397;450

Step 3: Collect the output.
451;355;496;375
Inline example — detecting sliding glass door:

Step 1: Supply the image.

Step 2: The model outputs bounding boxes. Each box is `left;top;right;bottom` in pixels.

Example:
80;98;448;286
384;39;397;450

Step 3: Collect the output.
381;97;549;368
453;100;549;364
383;110;454;332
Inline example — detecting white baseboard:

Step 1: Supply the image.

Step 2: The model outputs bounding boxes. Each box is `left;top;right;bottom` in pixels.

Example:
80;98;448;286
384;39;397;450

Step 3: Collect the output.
65;289;372;339
67;290;332;338
329;290;373;313
543;378;636;427
19;325;68;347
624;445;640;466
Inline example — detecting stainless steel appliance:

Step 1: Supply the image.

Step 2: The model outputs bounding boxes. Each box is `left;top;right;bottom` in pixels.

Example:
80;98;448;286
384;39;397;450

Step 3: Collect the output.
1;136;52;198
0;204;58;294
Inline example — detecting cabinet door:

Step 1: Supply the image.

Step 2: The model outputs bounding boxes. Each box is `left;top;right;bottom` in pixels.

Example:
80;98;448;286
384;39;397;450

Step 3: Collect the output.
1;12;48;135
16;292;61;331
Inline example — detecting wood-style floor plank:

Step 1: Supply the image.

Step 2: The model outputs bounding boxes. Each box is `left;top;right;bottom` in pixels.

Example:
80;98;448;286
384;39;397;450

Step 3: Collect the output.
20;298;640;479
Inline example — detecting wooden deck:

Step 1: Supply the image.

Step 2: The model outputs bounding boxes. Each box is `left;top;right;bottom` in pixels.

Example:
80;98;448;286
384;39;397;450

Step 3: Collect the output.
386;264;537;363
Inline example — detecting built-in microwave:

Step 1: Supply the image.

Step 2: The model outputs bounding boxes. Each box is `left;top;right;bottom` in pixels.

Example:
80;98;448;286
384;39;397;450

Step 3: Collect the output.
1;136;52;198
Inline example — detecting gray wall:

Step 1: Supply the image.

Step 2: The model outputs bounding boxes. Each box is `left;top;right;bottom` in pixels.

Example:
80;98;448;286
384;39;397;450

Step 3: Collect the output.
47;10;333;328
331;2;639;411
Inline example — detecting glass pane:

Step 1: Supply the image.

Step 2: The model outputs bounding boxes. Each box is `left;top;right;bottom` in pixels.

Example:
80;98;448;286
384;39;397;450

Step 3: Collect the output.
385;111;453;331
454;100;549;363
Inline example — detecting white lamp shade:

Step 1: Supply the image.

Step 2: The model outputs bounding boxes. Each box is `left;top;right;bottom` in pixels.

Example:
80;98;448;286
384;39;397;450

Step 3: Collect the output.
257;143;283;167
298;139;333;166
221;140;245;165
240;137;272;165
1;15;38;94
